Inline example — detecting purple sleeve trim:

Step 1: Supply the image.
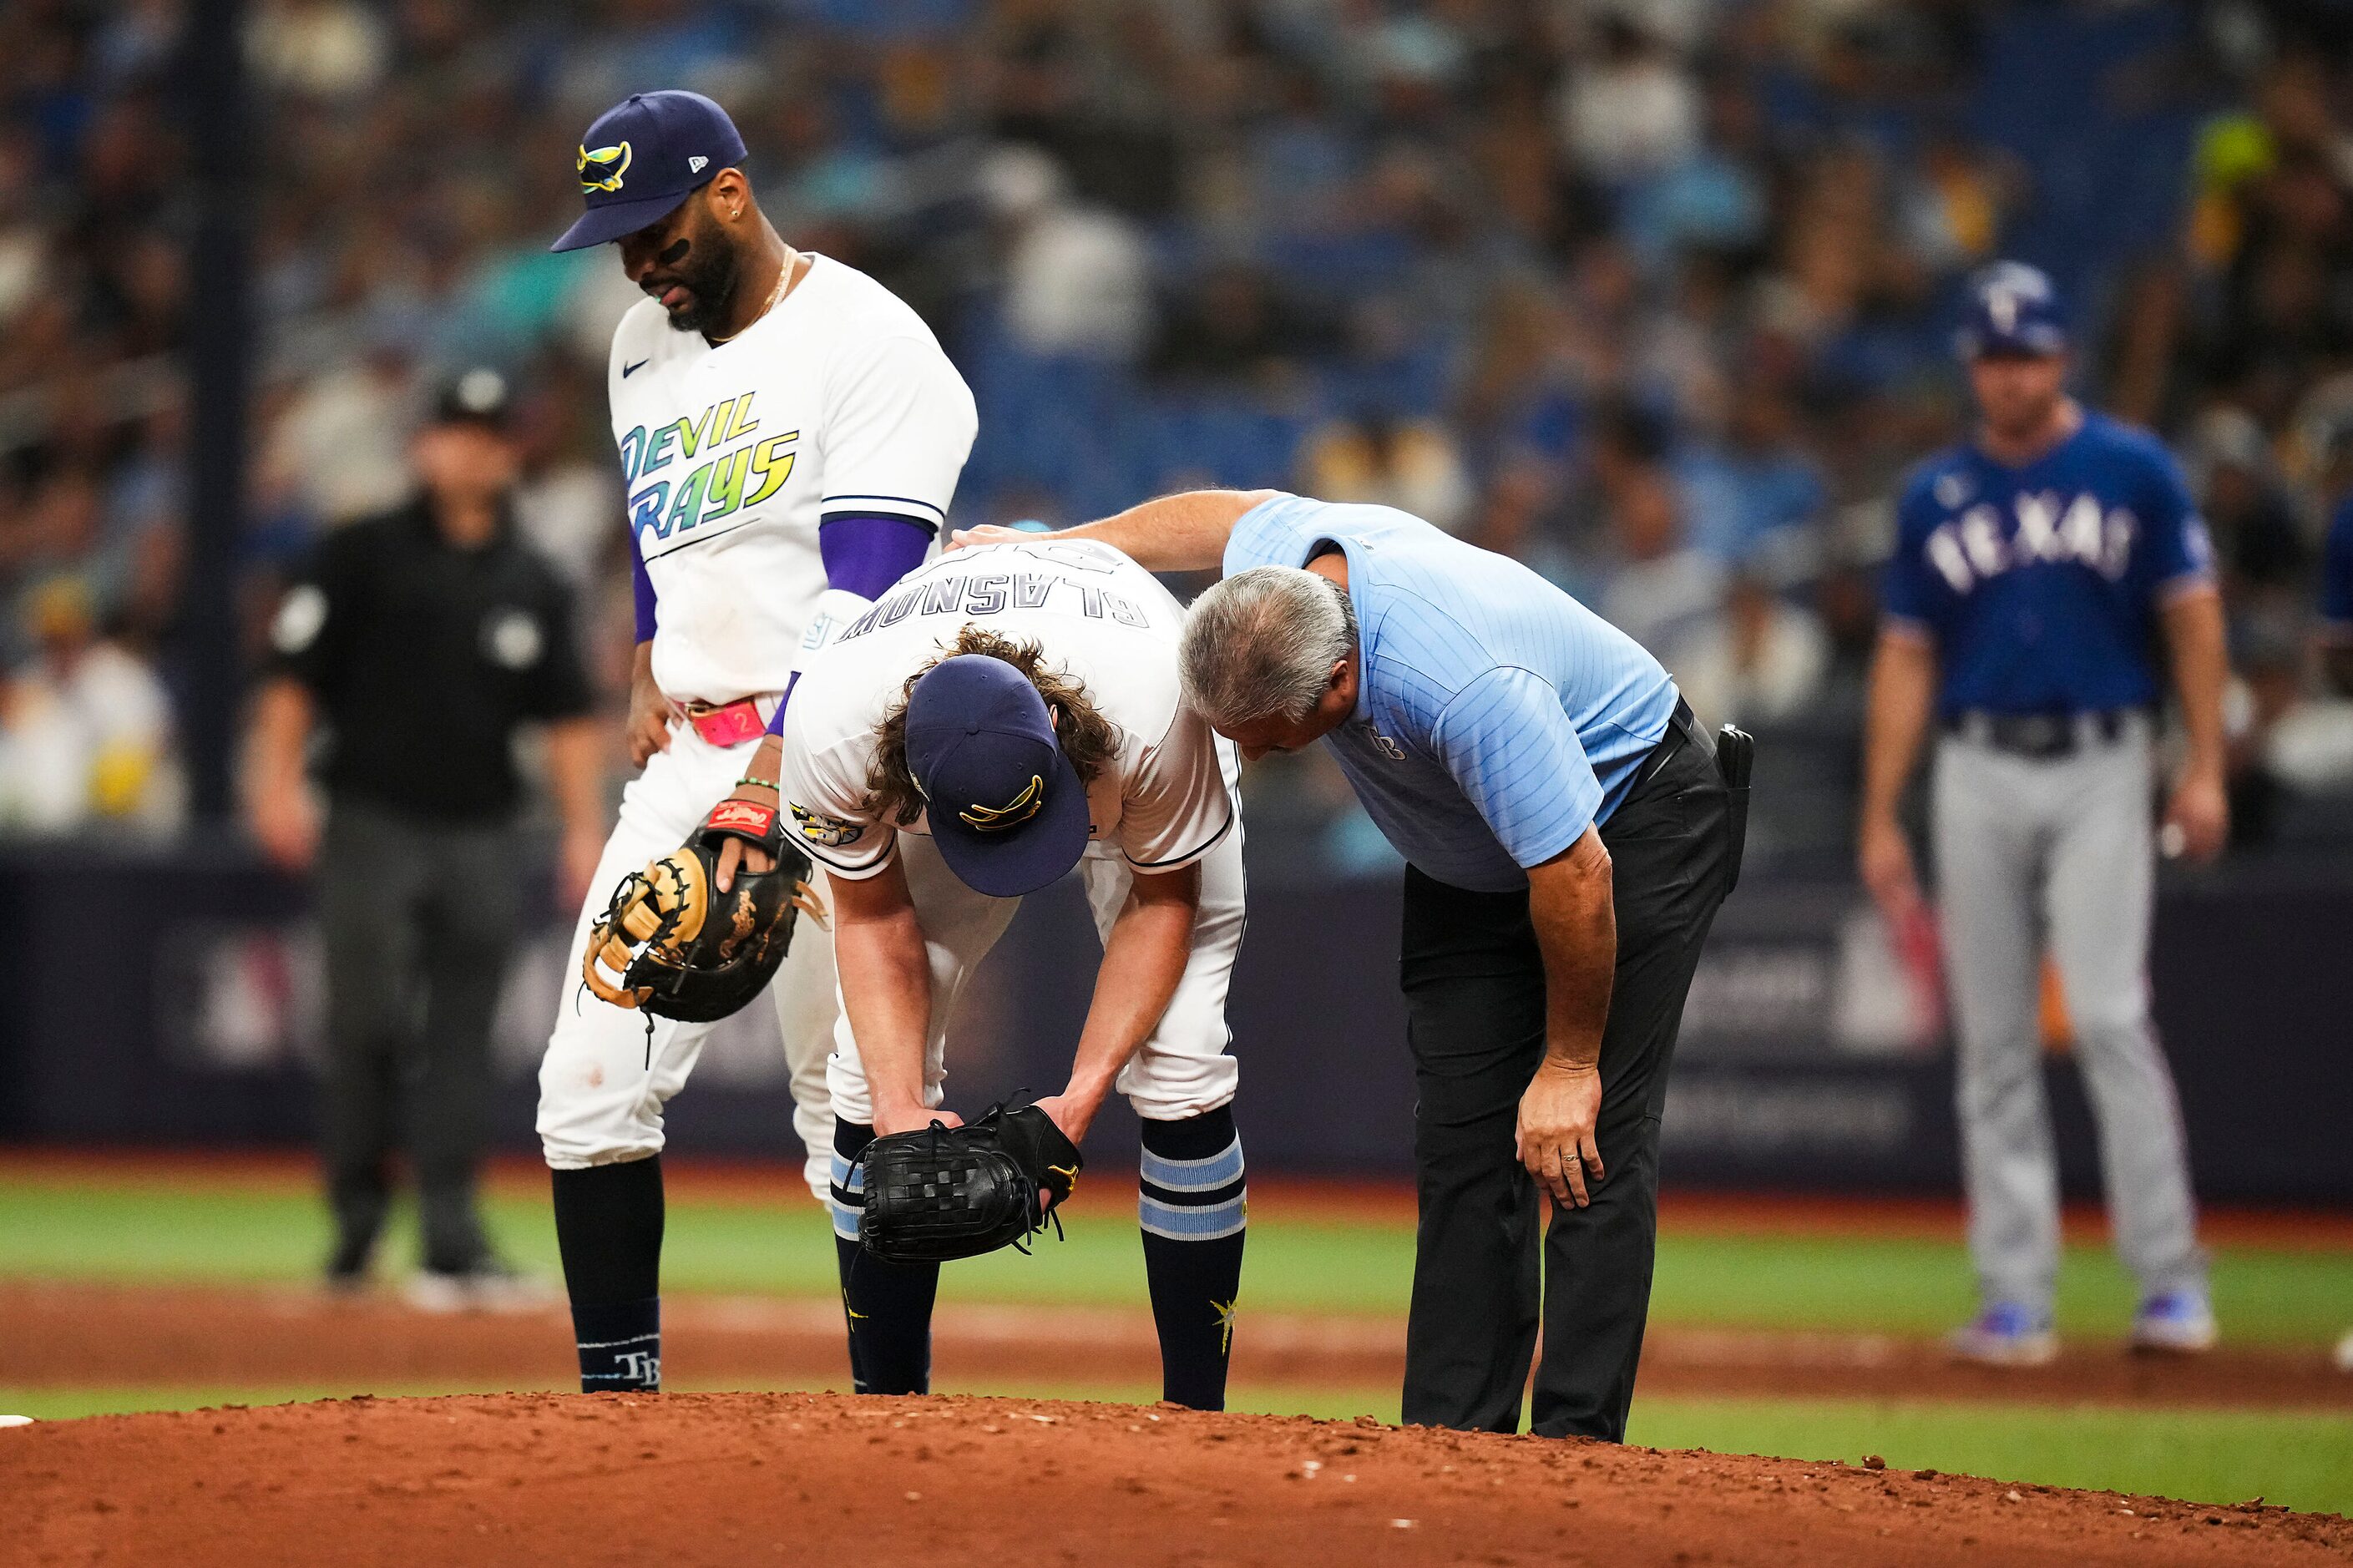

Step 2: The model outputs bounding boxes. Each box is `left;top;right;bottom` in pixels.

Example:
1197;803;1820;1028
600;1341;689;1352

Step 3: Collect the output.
761;517;933;737
630;549;657;643
819;513;933;600
765;670;801;737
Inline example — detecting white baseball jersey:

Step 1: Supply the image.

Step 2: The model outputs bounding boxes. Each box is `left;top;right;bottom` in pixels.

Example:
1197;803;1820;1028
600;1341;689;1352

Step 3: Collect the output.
607;254;977;706
777;539;1237;882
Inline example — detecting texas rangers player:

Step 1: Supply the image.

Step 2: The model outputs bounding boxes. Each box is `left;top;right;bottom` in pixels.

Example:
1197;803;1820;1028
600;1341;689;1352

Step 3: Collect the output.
1858;263;2229;1364
2319;483;2353;695
538;90;975;1393
737;537;1248;1409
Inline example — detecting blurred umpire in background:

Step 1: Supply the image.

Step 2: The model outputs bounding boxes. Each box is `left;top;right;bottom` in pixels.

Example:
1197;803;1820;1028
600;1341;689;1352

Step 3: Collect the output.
1859;264;2228;1366
246;368;605;1308
957;490;1749;1442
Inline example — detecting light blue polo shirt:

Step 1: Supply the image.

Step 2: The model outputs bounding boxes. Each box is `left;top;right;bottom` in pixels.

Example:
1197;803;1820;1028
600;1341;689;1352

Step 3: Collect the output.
1226;493;1677;893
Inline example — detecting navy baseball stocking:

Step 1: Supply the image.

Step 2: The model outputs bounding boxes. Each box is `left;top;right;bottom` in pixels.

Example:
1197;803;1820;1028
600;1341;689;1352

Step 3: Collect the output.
1139;1105;1247;1409
832;1119;940;1394
552;1156;665;1392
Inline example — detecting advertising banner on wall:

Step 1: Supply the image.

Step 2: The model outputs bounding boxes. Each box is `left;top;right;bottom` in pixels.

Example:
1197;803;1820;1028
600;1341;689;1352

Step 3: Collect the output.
3;846;2345;1201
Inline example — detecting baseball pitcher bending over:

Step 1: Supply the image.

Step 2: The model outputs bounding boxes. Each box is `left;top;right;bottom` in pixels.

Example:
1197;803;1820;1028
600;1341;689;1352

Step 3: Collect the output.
753;539;1248;1409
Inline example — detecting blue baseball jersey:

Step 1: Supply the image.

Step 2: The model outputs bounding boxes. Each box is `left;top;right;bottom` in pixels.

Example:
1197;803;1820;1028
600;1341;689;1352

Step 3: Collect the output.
1227;494;1678;893
2321;496;2353;636
1882;412;2215;716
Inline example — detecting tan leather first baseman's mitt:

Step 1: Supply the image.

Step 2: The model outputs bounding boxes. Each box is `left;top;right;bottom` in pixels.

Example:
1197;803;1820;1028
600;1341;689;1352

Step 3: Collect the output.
581;798;826;1023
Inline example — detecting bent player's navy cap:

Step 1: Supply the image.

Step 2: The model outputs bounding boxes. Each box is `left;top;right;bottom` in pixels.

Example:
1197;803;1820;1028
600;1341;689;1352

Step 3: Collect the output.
905;655;1090;898
551;90;747;253
1956;260;2068;360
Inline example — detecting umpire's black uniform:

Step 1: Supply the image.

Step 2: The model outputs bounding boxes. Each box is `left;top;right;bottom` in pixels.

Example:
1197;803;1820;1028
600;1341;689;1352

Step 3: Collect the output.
1401;703;1745;1440
272;474;591;1282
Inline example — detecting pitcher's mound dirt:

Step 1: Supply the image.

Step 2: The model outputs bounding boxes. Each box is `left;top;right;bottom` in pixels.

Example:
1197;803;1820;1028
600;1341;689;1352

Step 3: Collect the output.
5;1392;2347;1568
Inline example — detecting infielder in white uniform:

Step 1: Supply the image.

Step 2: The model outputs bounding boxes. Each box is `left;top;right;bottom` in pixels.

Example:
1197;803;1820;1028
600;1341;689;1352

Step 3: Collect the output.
539;90;976;1393
725;538;1249;1408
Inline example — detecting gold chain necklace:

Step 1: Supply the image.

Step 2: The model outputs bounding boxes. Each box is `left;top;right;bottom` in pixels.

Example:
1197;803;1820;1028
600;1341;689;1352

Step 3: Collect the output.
709;253;796;345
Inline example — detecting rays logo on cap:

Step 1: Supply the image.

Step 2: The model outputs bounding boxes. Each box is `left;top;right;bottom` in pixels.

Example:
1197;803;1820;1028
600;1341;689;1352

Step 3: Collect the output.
553;92;748;253
904;654;1090;897
577;141;632;194
959;775;1045;832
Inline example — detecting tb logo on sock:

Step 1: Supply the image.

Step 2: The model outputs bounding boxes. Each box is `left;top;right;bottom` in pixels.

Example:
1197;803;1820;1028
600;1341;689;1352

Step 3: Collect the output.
615;1350;660;1386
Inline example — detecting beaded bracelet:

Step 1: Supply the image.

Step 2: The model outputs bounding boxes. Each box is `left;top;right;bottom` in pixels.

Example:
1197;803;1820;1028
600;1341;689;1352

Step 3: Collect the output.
735;776;780;791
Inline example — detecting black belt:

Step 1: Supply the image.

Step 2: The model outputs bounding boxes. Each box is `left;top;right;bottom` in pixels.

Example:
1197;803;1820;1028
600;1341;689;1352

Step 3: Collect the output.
1945;709;2135;761
1633;698;1708;791
1627;696;1753;898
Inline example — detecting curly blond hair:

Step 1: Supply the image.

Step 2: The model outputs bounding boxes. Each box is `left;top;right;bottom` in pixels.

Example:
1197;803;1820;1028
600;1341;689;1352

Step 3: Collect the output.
864;625;1121;827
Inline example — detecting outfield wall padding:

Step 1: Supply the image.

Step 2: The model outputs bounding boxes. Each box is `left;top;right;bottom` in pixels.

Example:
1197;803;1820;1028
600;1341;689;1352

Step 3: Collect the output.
1;842;2345;1201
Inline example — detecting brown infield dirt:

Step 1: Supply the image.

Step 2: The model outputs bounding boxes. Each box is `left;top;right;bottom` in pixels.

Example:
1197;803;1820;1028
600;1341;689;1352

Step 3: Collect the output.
8;1283;2353;1566
6;1389;2350;1568
5;1280;2352;1411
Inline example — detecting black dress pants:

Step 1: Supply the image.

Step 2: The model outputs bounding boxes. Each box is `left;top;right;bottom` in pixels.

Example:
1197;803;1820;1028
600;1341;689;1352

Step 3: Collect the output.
1399;731;1734;1440
318;797;522;1275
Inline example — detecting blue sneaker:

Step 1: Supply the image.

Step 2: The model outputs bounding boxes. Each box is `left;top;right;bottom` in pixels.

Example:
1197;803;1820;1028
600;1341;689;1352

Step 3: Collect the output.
2130;1290;2217;1354
1948;1302;2057;1366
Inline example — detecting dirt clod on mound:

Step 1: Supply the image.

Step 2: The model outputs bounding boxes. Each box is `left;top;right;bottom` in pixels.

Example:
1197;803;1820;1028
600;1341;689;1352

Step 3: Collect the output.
6;1392;2348;1568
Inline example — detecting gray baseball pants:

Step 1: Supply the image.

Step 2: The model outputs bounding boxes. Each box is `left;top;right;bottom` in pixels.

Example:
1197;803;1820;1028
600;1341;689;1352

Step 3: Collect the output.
320;796;522;1276
1931;721;2207;1315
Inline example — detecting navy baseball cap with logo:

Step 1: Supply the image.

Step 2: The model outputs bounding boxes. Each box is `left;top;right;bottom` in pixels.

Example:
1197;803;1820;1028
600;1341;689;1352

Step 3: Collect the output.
550;90;747;253
1955;260;2068;360
905;655;1090;898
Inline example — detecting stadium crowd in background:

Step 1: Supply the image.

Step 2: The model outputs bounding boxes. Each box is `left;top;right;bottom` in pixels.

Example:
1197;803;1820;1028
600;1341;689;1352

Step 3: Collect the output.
3;0;2353;871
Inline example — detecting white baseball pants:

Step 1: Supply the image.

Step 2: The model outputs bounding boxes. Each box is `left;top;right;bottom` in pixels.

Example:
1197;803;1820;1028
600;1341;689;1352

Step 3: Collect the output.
536;719;839;1201
822;822;1247;1227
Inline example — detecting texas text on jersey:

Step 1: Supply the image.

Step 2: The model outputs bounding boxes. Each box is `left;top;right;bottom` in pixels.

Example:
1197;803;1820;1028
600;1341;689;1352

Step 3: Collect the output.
1885;411;2214;716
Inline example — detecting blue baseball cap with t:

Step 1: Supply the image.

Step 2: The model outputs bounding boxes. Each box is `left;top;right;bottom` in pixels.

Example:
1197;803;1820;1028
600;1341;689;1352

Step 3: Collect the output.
905;656;1091;898
551;90;747;253
1956;260;2068;360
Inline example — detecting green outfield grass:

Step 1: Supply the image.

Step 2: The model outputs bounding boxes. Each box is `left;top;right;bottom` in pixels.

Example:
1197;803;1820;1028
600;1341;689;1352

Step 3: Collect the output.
2;1169;2348;1344
1627;1396;2353;1516
4;1380;2346;1516
8;1166;2351;1518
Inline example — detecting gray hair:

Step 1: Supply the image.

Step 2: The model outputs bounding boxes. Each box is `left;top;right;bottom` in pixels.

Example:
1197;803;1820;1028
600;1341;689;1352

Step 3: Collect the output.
1178;566;1357;729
